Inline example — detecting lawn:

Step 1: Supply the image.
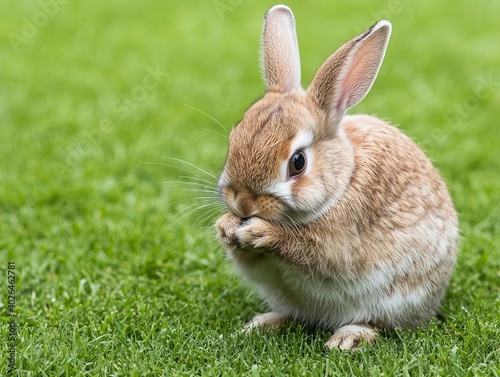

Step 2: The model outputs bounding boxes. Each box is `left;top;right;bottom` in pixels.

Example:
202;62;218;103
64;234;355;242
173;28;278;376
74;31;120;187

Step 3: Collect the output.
0;0;499;375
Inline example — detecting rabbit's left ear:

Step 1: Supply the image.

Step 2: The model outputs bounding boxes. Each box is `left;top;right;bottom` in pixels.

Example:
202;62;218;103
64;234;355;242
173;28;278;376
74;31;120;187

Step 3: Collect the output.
261;5;301;93
307;21;391;121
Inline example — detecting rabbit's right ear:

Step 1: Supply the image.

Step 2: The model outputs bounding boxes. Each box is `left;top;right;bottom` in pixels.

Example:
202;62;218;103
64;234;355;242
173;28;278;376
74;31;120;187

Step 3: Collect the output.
307;21;391;128
261;5;301;93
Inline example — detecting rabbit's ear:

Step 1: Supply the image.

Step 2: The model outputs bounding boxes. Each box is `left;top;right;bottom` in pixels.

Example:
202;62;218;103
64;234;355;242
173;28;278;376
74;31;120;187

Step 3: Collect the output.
307;21;391;123
261;5;301;93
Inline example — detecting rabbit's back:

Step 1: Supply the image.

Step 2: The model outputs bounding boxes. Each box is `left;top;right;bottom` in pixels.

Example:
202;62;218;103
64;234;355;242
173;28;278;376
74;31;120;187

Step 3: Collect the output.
340;114;458;326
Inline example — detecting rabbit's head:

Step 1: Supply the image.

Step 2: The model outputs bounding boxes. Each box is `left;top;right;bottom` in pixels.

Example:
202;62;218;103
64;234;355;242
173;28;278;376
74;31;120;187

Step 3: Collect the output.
219;5;391;224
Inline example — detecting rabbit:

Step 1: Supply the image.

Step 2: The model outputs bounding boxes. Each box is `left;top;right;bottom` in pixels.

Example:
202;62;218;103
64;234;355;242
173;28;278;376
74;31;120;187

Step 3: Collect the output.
215;4;458;350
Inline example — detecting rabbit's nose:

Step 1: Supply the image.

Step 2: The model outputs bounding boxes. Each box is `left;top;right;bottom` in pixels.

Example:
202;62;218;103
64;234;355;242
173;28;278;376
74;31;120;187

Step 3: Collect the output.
232;191;258;219
222;185;259;218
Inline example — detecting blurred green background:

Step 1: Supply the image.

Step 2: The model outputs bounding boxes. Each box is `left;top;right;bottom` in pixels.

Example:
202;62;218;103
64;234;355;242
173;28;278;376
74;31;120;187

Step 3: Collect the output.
0;0;499;375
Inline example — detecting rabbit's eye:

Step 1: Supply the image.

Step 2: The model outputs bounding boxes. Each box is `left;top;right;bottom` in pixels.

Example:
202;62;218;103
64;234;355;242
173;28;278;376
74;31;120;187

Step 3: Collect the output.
288;151;306;177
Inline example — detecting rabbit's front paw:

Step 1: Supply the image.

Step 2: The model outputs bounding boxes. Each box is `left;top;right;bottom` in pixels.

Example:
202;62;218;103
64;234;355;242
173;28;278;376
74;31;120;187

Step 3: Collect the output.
236;217;278;250
216;212;243;248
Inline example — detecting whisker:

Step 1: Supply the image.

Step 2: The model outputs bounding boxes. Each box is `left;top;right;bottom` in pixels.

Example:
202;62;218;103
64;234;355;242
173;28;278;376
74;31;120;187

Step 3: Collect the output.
280;215;300;248
201;128;228;140
162;189;219;196
178;175;218;186
162;180;218;190
142;162;210;180
187;197;221;202
163;197;201;209
161;157;218;179
162;186;218;196
162;188;218;197
191;207;225;230
166;202;217;230
182;103;229;134
163;196;221;214
143;160;219;182
176;203;224;226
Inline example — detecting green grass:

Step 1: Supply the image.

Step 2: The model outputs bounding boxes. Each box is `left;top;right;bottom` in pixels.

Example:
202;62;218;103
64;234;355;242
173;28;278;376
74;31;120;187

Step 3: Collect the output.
1;0;499;375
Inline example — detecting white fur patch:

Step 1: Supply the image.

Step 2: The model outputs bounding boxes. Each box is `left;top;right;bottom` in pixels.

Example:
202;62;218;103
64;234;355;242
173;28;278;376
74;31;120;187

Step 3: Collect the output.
267;130;314;205
235;251;433;331
218;170;229;188
266;181;293;205
289;129;314;154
